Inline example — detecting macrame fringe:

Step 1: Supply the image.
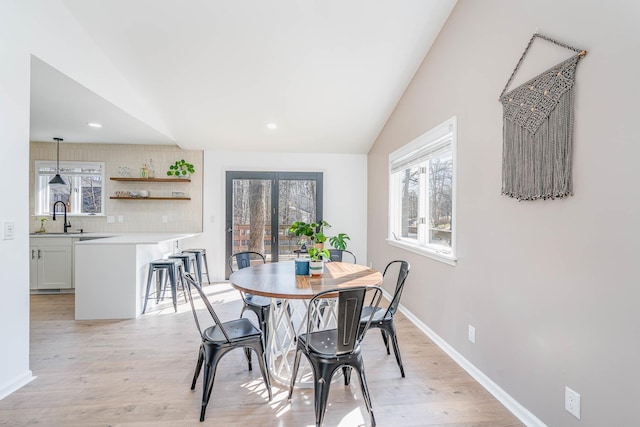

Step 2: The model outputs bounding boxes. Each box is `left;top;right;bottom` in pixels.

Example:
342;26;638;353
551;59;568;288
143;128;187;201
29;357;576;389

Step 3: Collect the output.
502;88;574;201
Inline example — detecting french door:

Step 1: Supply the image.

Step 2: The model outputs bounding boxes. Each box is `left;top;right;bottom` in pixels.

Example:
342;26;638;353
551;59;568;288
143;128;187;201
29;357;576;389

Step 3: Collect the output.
225;171;323;277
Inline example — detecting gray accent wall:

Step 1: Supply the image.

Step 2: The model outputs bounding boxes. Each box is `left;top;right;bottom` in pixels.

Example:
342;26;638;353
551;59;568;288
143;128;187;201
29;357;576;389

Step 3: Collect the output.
367;1;640;426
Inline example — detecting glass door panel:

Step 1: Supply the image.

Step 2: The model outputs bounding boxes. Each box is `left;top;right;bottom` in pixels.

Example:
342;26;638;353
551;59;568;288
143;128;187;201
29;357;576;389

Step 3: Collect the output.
278;179;317;261
229;178;272;262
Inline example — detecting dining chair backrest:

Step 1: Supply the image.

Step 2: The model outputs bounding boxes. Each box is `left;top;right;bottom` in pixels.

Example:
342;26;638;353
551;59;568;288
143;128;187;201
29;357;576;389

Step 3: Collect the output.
228;251;266;273
327;249;357;264
184;272;232;343
307;286;383;355
382;260;410;317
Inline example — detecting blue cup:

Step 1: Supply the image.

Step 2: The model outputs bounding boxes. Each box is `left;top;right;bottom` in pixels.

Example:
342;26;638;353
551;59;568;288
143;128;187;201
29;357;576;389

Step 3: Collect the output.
295;258;310;276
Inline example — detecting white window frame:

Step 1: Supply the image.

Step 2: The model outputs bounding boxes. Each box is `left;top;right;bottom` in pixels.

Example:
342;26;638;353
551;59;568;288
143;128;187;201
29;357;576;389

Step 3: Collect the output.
35;160;105;216
388;116;457;265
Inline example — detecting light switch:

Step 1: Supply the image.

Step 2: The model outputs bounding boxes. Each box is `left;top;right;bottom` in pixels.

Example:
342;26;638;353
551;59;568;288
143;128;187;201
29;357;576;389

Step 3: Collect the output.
3;221;15;240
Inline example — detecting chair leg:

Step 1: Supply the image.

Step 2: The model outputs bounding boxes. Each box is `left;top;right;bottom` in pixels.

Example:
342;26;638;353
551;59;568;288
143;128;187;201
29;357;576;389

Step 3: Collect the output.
260;307;270;347
380;329;390;354
388;327;405;378
202;253;210;284
313;363;334;427
168;265;178;312
191;346;204;390
142;267;155;314
252;342;272;401
244;348;253;371
342;366;352;386
200;350;223;422
356;364;376;427
288;349;302;400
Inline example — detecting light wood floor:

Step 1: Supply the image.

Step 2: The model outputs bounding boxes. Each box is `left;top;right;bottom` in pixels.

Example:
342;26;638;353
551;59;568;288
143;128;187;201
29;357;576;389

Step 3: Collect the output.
0;284;524;427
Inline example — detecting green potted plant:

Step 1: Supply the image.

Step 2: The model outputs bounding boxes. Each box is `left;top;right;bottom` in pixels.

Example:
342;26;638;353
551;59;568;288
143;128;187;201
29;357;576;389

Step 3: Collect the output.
288;220;331;248
307;247;331;276
167;159;195;177
328;233;350;250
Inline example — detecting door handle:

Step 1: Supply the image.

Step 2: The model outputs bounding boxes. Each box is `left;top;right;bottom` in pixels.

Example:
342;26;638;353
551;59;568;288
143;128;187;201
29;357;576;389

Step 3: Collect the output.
31;249;35;259
227;227;233;233
38;249;42;259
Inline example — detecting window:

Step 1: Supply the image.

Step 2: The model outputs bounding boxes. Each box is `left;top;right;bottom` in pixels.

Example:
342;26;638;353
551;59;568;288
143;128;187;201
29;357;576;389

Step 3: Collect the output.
35;161;105;216
388;117;456;265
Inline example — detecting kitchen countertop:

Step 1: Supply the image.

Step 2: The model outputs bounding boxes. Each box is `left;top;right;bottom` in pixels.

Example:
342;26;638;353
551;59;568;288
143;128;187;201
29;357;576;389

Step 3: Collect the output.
31;232;199;245
75;233;198;245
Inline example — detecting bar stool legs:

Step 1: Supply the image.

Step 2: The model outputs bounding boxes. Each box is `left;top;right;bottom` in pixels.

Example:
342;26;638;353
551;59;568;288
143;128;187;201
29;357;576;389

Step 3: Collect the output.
142;259;185;314
169;253;199;286
183;249;210;284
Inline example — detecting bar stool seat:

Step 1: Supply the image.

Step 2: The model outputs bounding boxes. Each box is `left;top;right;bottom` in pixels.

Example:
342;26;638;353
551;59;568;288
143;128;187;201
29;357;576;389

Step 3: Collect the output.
143;258;185;314
183;248;210;284
169;252;200;285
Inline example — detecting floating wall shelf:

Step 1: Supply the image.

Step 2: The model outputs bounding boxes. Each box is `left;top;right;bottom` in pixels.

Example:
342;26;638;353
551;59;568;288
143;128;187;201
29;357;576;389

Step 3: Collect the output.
110;177;191;183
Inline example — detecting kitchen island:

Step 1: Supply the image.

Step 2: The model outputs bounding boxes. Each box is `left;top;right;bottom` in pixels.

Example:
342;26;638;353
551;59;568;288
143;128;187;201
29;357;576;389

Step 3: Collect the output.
74;233;198;320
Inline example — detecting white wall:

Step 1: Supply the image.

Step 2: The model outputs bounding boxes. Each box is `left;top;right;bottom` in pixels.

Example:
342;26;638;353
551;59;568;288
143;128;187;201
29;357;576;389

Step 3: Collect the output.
367;1;640;426
190;151;368;281
0;0;171;398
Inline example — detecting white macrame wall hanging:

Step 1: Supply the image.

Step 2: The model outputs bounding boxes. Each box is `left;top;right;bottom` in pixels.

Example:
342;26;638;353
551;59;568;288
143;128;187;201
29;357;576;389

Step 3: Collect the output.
499;33;587;201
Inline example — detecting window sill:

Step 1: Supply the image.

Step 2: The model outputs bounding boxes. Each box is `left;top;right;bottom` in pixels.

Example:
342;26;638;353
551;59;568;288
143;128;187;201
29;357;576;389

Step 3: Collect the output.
387;239;457;266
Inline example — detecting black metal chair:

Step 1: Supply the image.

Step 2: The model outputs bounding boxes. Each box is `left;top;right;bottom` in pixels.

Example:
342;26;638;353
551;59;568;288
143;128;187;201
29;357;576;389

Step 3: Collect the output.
184;272;272;422
327;249;357;264
288;286;384;427
360;260;410;377
228;251;277;344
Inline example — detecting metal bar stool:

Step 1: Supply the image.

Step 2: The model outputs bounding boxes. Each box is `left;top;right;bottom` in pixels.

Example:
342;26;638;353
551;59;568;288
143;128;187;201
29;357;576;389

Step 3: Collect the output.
168;252;200;286
142;258;185;314
183;249;210;284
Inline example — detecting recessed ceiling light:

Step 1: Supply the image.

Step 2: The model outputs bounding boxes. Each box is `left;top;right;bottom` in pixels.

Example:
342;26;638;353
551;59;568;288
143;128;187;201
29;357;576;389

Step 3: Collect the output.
87;122;102;128
266;123;277;130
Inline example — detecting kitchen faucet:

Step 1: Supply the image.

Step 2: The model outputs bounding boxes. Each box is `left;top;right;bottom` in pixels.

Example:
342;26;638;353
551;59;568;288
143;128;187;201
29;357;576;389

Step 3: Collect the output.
52;201;71;233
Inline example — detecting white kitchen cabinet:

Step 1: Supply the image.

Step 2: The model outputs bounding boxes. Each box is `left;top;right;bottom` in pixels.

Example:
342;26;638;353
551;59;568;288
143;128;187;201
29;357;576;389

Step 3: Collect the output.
29;237;74;290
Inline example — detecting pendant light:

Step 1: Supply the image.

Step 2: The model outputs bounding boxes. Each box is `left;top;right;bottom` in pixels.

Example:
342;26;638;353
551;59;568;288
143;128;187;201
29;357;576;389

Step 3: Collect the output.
49;137;66;185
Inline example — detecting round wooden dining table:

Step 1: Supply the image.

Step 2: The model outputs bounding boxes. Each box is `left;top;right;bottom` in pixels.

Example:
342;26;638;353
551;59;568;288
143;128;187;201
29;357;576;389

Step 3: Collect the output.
230;261;383;385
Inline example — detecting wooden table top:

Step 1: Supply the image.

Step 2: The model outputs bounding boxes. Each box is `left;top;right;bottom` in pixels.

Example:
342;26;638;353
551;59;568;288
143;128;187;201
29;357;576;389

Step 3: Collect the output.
229;261;383;299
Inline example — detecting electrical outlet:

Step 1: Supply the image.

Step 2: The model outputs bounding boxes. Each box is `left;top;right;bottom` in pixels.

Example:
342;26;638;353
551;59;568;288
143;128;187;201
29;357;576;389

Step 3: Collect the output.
3;221;15;240
118;215;124;223
468;325;476;343
162;215;168;223
565;386;581;419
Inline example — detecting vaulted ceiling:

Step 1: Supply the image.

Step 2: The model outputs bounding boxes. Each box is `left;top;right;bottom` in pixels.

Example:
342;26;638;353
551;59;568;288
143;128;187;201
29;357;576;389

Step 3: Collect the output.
30;0;456;153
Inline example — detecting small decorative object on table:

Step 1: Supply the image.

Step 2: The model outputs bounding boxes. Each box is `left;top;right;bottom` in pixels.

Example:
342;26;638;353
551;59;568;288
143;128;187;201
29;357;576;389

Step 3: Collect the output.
167;159;195;177
307;247;330;276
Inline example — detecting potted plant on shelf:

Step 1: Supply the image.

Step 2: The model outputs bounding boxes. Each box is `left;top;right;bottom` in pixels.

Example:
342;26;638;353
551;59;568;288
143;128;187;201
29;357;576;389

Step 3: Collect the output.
166;159;195;177
307;247;331;276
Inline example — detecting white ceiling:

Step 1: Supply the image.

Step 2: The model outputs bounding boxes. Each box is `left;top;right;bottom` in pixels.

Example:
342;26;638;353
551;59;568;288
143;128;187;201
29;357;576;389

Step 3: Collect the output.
30;0;456;154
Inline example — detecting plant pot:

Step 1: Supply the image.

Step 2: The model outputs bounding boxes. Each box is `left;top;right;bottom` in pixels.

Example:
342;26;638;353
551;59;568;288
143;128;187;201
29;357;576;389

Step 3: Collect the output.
309;260;324;276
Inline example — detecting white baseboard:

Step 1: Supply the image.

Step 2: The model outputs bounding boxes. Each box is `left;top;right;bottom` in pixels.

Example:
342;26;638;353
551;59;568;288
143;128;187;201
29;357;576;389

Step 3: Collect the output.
381;288;546;427
0;371;35;400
